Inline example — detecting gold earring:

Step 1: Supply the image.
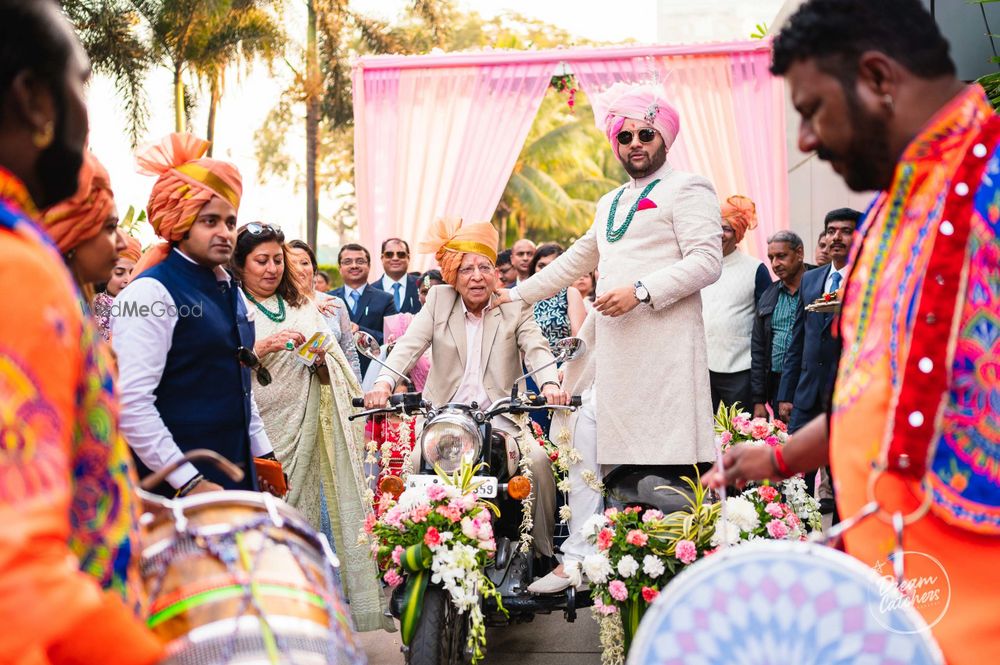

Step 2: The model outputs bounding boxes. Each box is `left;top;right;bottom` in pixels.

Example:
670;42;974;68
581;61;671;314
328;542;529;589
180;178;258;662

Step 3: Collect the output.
33;121;54;149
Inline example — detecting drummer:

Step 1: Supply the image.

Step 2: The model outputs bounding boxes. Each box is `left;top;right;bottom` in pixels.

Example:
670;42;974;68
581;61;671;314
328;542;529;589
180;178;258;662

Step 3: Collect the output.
707;1;1000;662
0;1;162;662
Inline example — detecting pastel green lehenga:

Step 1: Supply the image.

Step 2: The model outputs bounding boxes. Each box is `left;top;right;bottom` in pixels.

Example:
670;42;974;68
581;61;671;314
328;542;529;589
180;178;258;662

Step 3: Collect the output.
250;294;393;633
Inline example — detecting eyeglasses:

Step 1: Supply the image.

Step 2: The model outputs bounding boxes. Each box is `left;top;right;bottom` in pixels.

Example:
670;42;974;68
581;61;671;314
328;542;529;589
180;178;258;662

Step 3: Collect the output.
237;346;272;386
457;264;494;277
340;258;369;267
616;128;658;145
382;251;409;259
239;223;284;240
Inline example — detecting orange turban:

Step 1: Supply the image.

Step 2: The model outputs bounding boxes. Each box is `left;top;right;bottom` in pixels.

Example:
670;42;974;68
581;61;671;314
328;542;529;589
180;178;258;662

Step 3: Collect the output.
132;133;242;275
118;234;142;263
417;217;499;286
720;195;758;243
40;151;115;254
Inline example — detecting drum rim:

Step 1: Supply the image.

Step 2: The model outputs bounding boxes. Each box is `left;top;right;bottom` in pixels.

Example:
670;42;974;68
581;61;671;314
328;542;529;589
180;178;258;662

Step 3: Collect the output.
628;539;944;664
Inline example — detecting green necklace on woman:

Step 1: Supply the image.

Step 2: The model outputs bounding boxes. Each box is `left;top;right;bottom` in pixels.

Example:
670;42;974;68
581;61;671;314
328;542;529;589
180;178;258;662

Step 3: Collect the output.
244;290;286;323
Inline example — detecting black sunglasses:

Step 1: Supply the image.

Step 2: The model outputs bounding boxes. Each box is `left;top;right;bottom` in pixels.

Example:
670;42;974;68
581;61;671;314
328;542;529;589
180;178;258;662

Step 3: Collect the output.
616;128;658;145
383;251;409;259
237;346;272;386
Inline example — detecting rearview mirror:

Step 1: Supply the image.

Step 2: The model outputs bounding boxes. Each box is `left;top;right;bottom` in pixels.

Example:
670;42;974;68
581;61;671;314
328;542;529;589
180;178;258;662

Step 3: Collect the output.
554;337;586;362
354;331;381;359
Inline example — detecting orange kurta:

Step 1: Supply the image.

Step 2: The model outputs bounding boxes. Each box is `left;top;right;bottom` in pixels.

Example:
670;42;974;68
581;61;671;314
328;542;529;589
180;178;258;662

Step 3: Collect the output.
0;168;161;665
832;87;1000;663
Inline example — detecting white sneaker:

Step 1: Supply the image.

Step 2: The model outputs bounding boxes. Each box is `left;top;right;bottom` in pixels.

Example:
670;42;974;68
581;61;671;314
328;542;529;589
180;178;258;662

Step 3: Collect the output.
527;571;573;594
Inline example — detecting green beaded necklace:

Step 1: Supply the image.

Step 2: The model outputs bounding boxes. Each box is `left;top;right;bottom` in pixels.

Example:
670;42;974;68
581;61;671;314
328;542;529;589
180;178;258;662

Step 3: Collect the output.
245;291;286;323
606;178;660;243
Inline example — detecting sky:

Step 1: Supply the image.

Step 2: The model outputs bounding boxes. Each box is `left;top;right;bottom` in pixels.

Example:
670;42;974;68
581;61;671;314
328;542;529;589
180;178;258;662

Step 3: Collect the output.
86;0;784;257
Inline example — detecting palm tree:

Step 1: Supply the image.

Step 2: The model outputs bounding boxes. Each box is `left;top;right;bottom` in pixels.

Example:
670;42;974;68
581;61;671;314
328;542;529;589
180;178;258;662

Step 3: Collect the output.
495;89;627;245
60;0;154;146
188;1;285;154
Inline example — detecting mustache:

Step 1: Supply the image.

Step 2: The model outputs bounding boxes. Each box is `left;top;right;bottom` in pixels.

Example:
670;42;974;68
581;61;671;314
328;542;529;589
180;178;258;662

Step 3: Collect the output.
816;147;838;162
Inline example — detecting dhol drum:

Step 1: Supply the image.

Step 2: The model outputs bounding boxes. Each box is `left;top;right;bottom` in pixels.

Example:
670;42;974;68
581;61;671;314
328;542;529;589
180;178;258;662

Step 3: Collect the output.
141;490;365;665
627;539;944;665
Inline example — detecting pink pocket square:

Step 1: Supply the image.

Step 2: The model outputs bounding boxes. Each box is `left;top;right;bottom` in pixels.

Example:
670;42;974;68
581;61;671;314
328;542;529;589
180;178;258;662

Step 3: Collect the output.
636;198;657;211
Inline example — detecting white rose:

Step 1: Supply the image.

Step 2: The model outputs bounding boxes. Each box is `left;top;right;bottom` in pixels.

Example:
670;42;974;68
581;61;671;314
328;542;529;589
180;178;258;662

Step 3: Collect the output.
642;554;666;578
724;496;760;532
617;554;640;579
580;514;609;539
582;553;613;584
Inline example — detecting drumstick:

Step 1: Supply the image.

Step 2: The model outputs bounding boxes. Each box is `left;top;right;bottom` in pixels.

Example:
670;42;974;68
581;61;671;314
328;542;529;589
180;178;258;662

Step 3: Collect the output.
139;449;245;491
715;439;729;549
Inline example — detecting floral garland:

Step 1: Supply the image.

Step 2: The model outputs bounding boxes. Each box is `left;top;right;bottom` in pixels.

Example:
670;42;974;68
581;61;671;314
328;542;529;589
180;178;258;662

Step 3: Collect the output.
550;72;577;113
512;413;537;553
367;462;505;663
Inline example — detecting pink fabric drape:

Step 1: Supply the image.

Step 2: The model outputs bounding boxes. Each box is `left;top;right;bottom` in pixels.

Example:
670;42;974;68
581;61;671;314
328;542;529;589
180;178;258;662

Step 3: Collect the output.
353;62;551;270
353;42;787;266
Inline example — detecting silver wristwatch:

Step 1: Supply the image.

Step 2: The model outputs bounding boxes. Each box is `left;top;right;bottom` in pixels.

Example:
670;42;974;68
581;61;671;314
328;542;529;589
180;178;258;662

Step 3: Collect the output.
634;281;651;304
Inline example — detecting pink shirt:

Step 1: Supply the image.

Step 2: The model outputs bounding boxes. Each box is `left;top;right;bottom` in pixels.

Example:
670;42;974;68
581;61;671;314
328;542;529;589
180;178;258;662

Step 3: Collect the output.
450;301;492;408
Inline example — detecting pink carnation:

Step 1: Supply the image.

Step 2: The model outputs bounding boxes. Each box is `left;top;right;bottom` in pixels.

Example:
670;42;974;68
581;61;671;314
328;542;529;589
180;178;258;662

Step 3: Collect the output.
391;545;404;566
719;431;733;446
764;435;780;447
608;579;628;602
765;502;784;518
594;596;619;615
383;569;403;588
424;526;442;548
773;419;788;432
626;529;649;547
750;418;772;440
426;485;447;502
675;539;698;564
435;505;462;523
642;509;665;523
364;512;377;534
758;485;778;502
410;505;431;523
766;519;789;539
597;528;614;551
604;508;619;519
641;586;660;603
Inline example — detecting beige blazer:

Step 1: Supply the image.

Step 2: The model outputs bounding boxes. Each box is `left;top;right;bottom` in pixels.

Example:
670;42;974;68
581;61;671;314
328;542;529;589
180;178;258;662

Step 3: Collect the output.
378;286;559;407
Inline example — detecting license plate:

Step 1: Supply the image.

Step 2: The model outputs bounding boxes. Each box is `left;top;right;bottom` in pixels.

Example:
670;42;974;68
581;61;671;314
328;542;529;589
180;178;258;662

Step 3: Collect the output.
406;474;498;499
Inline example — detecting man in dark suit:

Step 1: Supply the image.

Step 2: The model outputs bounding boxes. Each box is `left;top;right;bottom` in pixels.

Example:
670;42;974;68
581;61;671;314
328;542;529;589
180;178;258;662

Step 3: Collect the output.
331;243;397;375
779;208;861;432
750;231;806;418
370;237;422;314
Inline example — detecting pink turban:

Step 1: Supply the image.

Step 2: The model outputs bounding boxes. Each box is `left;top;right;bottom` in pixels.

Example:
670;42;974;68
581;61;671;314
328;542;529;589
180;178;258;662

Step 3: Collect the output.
41;151;116;254
720;195;758;243
418;217;499;286
132;133;242;275
593;82;681;154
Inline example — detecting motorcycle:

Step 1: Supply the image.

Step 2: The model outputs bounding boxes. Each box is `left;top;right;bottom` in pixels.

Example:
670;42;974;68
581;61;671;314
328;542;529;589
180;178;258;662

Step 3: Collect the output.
350;332;587;665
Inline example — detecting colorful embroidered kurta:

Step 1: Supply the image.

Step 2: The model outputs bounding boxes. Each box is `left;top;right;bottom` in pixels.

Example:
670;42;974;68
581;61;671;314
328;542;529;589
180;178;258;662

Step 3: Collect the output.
832;86;1000;664
0;168;160;664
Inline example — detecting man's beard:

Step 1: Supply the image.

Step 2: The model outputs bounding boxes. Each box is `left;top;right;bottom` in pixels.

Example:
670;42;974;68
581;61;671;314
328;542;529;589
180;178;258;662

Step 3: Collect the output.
34;111;84;208
819;90;893;192
622;144;668;179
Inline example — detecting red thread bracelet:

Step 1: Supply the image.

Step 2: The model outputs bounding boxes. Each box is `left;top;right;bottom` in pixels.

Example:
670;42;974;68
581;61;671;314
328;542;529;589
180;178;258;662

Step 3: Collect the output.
773;446;792;479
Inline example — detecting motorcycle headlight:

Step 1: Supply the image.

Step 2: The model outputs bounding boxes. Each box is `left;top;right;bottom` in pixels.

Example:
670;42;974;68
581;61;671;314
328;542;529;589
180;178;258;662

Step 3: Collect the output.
421;412;482;473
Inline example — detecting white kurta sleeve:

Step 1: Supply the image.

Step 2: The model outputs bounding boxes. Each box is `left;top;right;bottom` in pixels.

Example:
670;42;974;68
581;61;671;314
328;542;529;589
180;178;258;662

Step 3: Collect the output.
248;393;273;456
515;224;600;304
641;175;723;310
111;278;199;489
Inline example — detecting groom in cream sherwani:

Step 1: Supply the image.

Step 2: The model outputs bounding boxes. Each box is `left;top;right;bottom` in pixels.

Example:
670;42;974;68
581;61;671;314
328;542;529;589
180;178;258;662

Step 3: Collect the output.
499;82;723;593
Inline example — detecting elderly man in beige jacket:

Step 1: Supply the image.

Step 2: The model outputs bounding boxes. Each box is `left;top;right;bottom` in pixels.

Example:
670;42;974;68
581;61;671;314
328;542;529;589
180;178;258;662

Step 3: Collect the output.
501;82;723;593
364;218;567;557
